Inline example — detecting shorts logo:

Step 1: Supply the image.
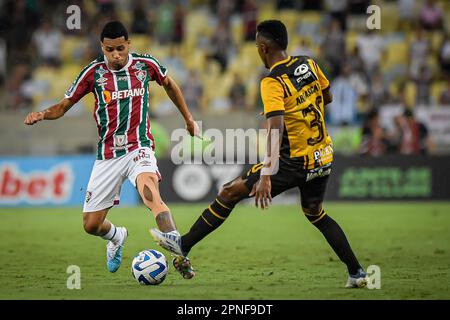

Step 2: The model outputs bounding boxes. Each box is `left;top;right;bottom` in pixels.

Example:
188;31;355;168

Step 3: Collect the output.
85;191;92;203
133;149;151;163
306;164;332;182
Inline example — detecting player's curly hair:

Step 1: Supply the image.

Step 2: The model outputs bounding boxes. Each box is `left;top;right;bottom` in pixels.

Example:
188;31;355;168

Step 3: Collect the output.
101;21;128;41
256;20;288;50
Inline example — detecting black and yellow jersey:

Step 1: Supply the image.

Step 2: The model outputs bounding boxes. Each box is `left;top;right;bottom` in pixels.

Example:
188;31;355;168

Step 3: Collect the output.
260;55;333;170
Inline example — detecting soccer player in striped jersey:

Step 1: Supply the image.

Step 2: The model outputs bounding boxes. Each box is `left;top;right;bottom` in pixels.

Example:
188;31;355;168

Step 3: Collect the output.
151;20;369;287
24;21;196;277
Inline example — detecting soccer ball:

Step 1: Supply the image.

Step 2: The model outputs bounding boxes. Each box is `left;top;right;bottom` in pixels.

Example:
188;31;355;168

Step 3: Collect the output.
131;249;168;285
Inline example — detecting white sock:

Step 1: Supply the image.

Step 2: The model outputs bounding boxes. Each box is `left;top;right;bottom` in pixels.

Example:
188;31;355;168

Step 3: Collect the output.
101;224;122;244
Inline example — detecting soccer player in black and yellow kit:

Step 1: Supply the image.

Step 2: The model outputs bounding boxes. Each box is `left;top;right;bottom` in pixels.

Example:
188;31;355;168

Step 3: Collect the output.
152;20;368;288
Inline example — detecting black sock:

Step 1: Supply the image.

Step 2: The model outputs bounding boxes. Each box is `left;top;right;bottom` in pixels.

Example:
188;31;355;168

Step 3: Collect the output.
181;197;234;254
306;210;362;275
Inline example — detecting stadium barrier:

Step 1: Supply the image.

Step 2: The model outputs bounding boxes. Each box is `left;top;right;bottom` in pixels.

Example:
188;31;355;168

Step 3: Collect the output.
1;155;449;207
158;155;450;203
0;156;138;207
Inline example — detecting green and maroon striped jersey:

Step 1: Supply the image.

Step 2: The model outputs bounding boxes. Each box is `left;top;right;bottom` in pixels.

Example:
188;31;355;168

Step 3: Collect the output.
64;53;167;160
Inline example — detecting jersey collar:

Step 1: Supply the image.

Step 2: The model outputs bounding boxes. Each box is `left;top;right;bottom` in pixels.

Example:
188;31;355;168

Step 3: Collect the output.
270;56;291;71
104;53;133;72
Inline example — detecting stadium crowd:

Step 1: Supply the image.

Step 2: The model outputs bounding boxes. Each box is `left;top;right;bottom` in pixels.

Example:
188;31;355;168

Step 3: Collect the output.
0;0;449;156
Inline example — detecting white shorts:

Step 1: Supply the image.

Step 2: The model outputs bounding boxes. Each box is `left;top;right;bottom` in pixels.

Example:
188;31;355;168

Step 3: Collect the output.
83;147;161;213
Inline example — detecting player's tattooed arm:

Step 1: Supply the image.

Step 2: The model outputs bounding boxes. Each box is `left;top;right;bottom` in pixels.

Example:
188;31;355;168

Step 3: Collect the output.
323;88;333;106
161;76;199;137
24;98;75;125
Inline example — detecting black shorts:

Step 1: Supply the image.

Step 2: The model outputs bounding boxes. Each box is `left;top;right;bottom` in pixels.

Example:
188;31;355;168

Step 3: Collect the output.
241;161;332;208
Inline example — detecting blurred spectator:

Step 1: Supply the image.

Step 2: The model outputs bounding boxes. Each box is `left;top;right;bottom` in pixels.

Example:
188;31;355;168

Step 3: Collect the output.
394;81;413;109
209;21;235;73
369;71;389;109
412;64;433;105
347;62;369;118
6;63;33;111
439;80;450;105
216;0;234;23
438;33;450;78
393;110;431;155
84;20;104;62
229;73;247;110
356;29;385;77
408;27;430;79
0;38;6;86
348;0;370;15
398;0;417;31
173;3;186;44
163;46;188;84
97;0;119;20
360;109;389;156
2;0;40;62
324;0;348;31
276;0;295;10
292;38;314;58
182;70;204;112
131;0;150;34
156;0;175;45
329;64;357;125
31;19;62;68
346;46;366;75
321;19;346;78
419;0;444;31
332;121;361;155
255;66;269;113
302;0;323;10
242;0;258;42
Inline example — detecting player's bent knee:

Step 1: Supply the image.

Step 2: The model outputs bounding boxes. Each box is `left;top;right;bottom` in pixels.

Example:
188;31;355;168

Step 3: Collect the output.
82;212;105;235
302;203;322;216
219;183;246;205
83;220;102;235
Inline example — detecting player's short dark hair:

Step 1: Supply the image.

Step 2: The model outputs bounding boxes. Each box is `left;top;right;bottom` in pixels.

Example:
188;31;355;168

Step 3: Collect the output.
100;21;128;41
257;20;288;50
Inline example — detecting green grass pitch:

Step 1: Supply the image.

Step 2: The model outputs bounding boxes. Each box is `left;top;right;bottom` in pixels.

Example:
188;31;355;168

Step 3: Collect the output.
0;202;449;300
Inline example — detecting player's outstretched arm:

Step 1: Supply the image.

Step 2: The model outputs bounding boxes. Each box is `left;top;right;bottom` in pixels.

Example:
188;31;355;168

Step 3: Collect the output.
24;98;75;125
161;76;199;137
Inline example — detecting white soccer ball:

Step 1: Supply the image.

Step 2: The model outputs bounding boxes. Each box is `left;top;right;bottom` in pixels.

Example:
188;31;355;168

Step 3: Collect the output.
131;249;168;285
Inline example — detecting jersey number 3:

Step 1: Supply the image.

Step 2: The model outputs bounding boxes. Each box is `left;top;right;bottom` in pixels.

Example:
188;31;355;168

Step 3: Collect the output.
301;96;325;146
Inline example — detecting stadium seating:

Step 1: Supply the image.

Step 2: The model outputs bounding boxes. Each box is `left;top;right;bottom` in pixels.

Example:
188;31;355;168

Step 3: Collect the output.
25;1;449;116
